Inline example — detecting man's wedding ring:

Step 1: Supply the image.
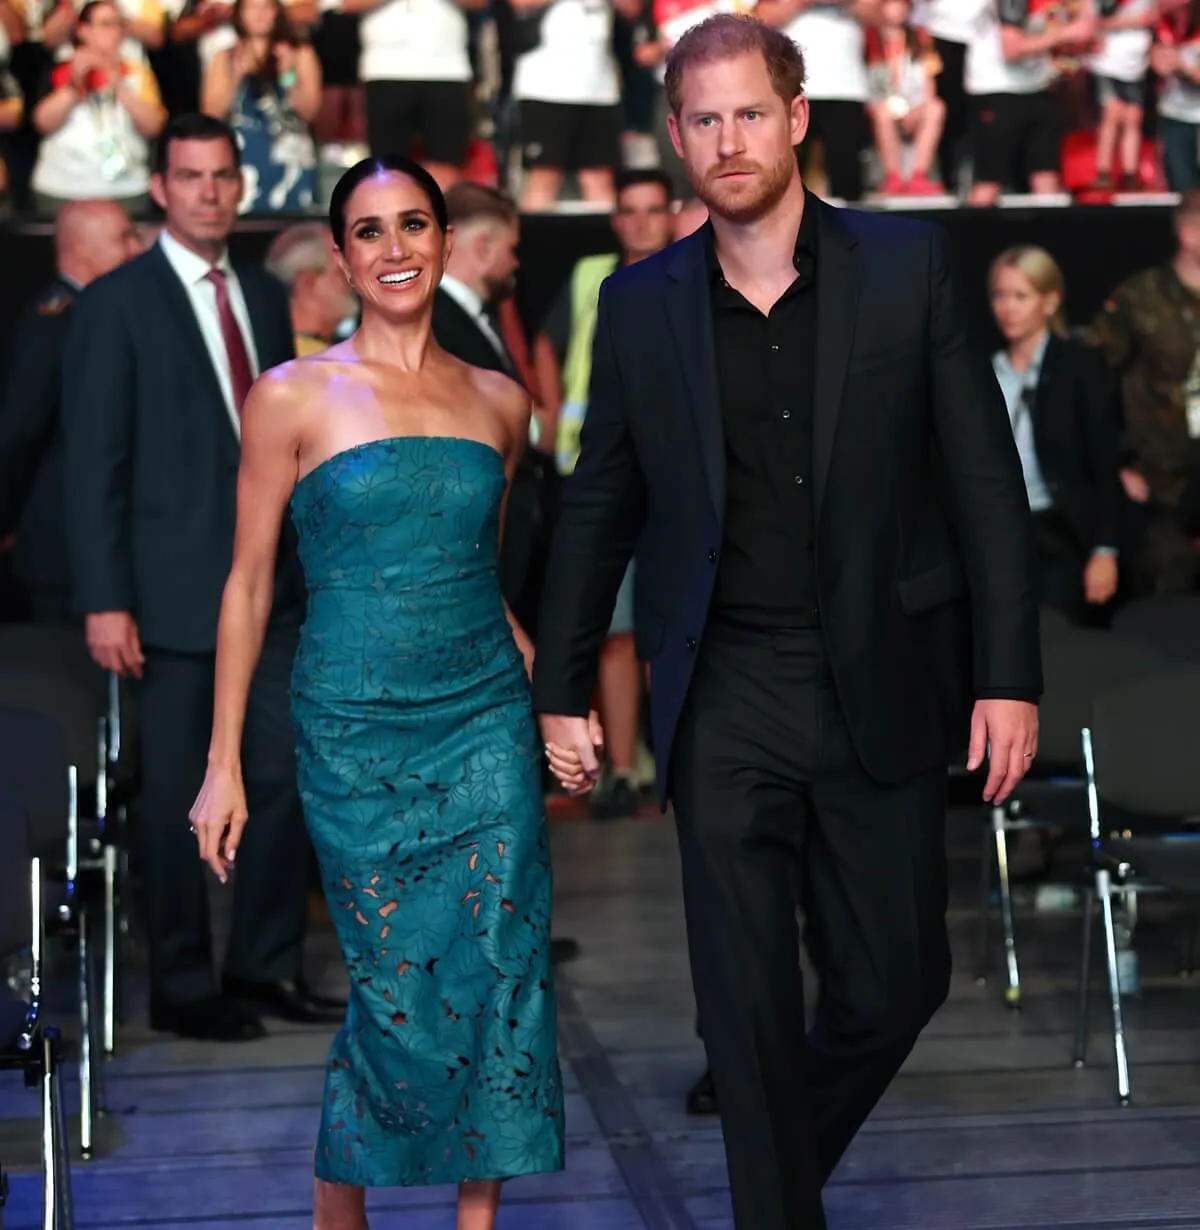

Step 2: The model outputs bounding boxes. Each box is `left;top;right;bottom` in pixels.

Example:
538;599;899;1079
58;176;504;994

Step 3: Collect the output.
1023;753;1033;759
188;823;197;834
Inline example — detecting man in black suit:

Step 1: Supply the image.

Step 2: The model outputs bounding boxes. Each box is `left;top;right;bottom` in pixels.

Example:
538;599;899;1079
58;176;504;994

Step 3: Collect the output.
63;114;343;1042
533;16;1042;1230
0;200;141;623
432;181;558;639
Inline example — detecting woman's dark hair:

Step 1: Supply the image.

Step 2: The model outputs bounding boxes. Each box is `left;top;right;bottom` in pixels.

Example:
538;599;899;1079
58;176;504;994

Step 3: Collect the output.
232;0;302;94
329;156;449;250
78;0;115;24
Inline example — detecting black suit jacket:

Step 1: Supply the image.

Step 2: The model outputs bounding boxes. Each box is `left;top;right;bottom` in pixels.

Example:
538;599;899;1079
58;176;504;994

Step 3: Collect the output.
0;277;77;595
432;286;514;376
62;243;300;653
431;283;560;633
532;201;1042;800
1026;333;1123;554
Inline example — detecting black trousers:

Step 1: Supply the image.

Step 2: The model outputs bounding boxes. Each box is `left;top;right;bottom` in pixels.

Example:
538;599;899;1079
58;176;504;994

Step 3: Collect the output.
136;624;308;1005
669;626;951;1230
1032;510;1085;625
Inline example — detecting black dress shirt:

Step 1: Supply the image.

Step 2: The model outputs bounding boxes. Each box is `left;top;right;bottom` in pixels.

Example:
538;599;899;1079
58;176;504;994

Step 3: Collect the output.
708;200;820;631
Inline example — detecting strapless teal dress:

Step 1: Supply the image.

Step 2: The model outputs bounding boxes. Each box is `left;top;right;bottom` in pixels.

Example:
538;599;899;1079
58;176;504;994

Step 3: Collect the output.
288;435;565;1189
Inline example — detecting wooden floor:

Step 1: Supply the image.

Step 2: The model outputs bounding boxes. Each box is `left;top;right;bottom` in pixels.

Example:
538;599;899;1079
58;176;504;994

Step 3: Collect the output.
3;806;1200;1229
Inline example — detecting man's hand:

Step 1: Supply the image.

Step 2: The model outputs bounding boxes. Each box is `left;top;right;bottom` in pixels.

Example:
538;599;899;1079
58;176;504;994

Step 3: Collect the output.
1084;551;1119;605
85;610;144;678
540;712;604;796
967;698;1039;806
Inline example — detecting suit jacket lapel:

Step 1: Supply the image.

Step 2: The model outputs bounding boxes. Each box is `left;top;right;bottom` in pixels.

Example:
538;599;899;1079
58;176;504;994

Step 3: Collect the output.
666;227;724;522
146;246;239;452
812;200;862;519
236;265;275;373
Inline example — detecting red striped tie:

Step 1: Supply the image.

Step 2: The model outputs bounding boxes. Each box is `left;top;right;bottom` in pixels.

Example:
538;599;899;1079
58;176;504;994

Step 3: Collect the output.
205;267;255;413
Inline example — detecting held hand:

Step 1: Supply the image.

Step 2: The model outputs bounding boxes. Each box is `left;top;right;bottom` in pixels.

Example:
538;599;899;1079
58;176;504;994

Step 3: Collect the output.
967;699;1039;806
539;711;604;796
85;610;144;678
1120;467;1150;504
188;762;248;884
274;41;297;73
1083;552;1119;605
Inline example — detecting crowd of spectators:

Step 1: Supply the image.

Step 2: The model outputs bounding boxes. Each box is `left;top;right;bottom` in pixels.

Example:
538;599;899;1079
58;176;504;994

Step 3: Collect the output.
3;0;1200;215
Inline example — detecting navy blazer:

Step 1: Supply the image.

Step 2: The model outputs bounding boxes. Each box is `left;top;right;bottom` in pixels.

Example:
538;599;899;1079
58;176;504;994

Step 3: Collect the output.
533;200;1042;799
62;242;300;653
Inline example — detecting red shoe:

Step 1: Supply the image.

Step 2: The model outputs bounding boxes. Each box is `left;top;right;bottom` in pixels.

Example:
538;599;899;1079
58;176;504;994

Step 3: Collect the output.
879;172;906;195
907;173;944;196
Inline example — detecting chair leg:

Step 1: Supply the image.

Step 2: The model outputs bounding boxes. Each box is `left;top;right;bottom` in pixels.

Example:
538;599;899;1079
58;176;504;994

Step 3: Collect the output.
992;806;1021;1008
1073;884;1095;1067
103;845;117;1056
1097;869;1132;1104
76;909;107;1160
974;821;992;985
43;1029;75;1230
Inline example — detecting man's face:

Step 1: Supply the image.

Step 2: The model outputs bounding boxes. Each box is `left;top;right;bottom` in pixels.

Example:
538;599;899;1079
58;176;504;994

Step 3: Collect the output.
612;182;674;263
481;220;520;302
668;51;807;224
305;234;359;332
150;136;243;252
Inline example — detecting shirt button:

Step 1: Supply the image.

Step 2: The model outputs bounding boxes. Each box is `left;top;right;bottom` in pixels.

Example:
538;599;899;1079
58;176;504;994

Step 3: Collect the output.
707;549;717;563
770;344;780;351
782;410;791;420
794;474;804;485
686;637;697;652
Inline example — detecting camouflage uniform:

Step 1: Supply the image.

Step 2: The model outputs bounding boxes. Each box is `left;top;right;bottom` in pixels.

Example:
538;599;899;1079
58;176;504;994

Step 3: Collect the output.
1088;264;1200;595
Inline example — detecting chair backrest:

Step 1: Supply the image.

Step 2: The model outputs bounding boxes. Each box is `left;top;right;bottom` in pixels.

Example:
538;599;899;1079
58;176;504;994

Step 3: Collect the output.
0;790;32;960
1037;626;1169;768
0;668;101;790
1112;594;1200;665
0;625;104;696
0;706;71;855
1089;664;1200;818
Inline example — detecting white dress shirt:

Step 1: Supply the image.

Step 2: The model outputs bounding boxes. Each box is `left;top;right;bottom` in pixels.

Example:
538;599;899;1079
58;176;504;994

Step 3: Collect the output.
158;228;261;438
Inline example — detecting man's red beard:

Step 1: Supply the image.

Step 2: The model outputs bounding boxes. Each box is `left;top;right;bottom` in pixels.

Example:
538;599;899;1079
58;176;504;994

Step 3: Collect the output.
693;151;796;223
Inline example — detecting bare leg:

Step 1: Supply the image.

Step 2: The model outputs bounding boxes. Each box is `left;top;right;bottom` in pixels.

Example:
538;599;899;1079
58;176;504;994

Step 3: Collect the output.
457;1179;502;1230
313;1178;367;1230
424;161;462;193
577;166;616;206
1095;98;1121;182
868;102;903;180
521;167;565;209
909;97;946;178
1119;103;1145;178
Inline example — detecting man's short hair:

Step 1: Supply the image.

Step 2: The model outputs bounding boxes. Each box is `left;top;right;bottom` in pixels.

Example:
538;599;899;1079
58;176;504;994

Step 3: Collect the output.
154;113;240;177
264;223;333;289
614;168;674;204
443;182;519;230
664;13;807;117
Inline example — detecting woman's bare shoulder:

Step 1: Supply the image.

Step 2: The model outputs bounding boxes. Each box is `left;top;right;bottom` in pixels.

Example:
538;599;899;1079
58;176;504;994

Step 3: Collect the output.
466;363;531;429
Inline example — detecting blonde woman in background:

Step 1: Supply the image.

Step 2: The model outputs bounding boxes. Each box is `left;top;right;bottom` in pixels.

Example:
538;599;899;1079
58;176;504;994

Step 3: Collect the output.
988;245;1124;623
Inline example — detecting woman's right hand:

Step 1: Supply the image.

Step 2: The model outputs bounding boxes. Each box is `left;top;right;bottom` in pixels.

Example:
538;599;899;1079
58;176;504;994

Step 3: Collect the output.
189;762;249;884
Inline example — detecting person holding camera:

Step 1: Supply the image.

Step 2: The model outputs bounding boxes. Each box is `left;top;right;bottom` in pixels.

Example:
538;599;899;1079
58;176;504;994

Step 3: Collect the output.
30;0;166;213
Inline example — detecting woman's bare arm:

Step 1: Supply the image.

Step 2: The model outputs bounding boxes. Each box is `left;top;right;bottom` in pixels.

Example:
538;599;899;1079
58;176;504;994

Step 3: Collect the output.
206;369;304;770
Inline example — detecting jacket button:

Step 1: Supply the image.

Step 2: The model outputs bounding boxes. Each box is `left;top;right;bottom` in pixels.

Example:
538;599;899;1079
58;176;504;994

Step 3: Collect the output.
686;637;697;652
707;549;717;563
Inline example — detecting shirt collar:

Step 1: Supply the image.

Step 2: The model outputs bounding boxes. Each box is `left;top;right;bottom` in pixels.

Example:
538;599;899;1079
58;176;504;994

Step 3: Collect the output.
705;190;818;285
994;330;1051;380
158;228;233;286
439;273;486;321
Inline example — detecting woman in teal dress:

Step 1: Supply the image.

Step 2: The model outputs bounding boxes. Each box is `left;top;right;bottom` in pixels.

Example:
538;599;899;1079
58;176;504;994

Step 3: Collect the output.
188;156;565;1230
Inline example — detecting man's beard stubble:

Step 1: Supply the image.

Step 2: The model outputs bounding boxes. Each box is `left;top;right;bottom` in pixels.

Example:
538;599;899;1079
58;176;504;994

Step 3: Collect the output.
691;147;796;224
